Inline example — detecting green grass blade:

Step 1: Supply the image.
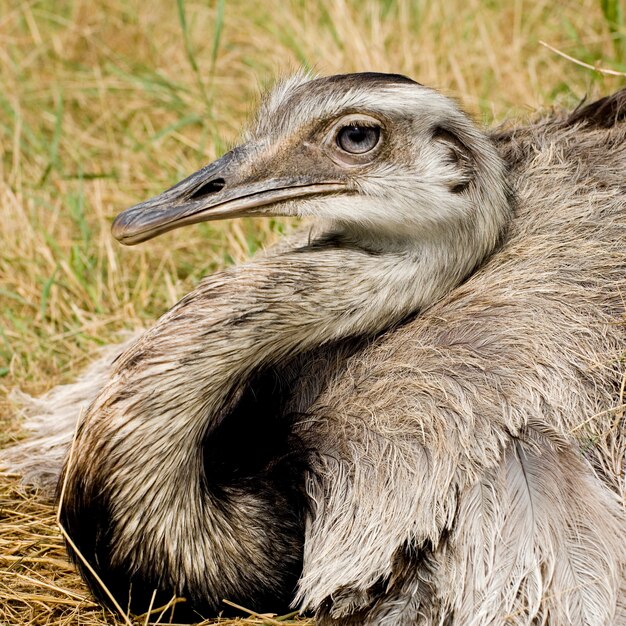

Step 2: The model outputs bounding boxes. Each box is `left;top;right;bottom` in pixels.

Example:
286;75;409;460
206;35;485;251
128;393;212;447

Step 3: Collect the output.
210;0;226;76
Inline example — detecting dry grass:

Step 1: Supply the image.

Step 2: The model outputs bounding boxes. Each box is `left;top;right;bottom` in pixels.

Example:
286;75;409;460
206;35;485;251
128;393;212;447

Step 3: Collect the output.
0;0;624;624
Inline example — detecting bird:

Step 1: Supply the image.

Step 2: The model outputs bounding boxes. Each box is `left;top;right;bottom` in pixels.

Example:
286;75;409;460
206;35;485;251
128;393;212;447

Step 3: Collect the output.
3;73;625;625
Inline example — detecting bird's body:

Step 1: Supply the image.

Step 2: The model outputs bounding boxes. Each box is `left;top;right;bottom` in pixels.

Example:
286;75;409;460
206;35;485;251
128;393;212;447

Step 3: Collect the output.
299;110;626;624
3;75;625;625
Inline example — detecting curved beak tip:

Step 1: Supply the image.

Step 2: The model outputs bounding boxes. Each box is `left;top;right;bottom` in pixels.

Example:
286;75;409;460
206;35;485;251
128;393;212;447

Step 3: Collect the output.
110;212;135;245
110;216;126;242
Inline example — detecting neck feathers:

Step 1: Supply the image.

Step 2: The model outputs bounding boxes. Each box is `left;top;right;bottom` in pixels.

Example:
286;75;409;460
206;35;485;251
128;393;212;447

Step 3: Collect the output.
60;211;508;615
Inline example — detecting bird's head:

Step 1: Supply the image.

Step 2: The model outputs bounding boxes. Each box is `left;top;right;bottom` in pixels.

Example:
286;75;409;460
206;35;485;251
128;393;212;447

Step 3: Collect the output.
112;72;510;252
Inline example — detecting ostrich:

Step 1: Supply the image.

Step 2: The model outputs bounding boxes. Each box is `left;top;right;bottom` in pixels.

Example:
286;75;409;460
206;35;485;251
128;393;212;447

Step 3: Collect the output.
3;74;626;625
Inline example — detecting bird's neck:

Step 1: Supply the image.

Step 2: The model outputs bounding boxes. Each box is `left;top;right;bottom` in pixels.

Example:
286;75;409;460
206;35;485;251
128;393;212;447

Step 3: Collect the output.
81;226;490;482
67;226;492;598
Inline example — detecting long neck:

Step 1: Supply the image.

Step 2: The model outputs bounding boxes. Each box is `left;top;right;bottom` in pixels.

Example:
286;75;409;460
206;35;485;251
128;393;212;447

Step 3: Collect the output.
101;232;478;425
64;228;491;610
109;234;477;430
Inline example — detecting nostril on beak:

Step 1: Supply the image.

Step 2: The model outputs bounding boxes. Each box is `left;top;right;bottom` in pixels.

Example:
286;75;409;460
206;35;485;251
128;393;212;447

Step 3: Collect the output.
189;178;226;200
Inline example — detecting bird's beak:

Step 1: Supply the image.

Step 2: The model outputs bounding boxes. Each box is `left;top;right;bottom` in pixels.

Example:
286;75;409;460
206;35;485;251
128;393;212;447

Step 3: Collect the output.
111;146;346;245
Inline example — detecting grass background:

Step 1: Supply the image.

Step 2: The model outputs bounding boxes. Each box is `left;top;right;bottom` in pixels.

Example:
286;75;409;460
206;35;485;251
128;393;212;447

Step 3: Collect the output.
0;0;624;624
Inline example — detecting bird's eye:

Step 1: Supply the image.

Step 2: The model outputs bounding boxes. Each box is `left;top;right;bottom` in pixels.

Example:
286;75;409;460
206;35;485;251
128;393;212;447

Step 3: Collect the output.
336;125;380;154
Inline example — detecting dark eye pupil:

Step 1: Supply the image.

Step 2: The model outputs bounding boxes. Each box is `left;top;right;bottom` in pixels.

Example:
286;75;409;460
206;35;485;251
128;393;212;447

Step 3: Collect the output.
337;125;380;154
347;127;366;143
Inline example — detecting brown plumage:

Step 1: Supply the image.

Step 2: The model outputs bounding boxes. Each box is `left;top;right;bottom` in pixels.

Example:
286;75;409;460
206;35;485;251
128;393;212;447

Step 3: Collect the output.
2;75;625;625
